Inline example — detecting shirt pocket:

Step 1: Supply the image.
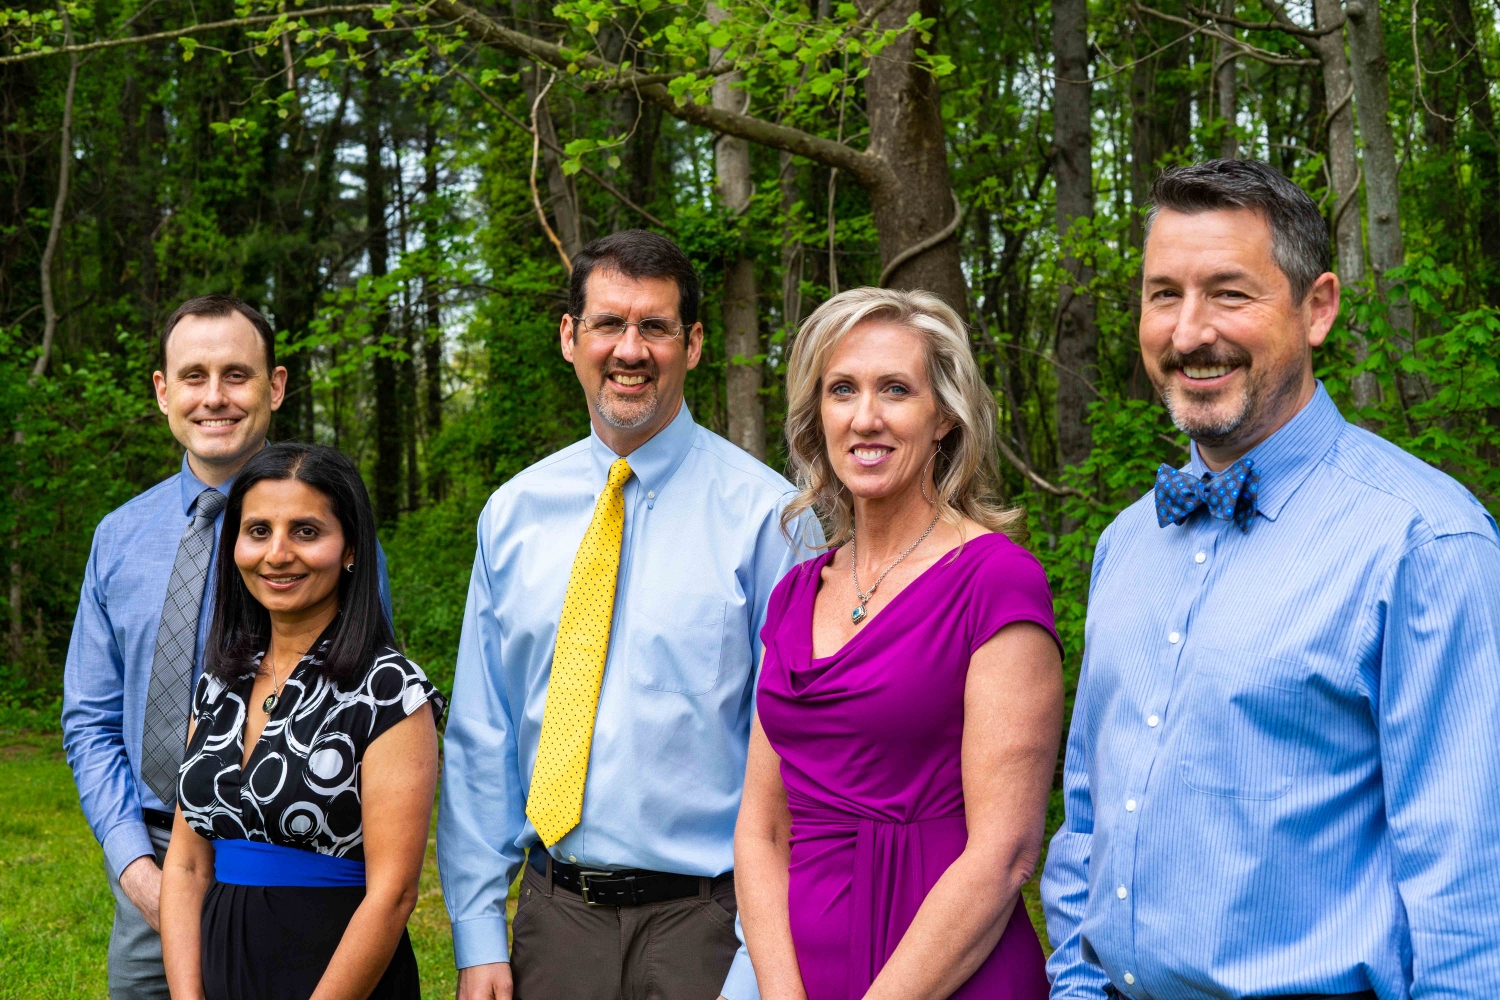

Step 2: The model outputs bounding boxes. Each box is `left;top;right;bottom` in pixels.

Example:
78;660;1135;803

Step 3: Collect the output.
1176;647;1312;801
626;591;726;695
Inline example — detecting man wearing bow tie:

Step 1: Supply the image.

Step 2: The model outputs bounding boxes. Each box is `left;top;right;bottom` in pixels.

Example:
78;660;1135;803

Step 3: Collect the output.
1042;159;1500;999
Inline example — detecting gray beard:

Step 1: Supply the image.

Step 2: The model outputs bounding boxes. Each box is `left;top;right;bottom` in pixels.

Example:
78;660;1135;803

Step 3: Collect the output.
1159;357;1304;450
594;381;659;430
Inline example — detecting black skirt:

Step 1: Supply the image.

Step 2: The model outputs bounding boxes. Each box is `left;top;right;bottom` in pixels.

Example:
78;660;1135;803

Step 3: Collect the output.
201;881;420;1000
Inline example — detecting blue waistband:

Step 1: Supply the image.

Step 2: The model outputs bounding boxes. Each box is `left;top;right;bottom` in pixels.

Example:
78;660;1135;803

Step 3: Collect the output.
213;838;366;888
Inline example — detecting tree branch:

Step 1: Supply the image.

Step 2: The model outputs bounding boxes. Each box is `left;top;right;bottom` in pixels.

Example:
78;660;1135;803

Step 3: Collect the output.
427;0;894;190
34;9;77;380
527;73;572;274
1187;2;1344;38
994;436;1098;503
449;63;669;229
879;192;962;287
1132;4;1320;66
0;4;398;65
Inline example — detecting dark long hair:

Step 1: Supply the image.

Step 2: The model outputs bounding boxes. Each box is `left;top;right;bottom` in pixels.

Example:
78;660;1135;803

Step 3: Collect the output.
206;443;393;682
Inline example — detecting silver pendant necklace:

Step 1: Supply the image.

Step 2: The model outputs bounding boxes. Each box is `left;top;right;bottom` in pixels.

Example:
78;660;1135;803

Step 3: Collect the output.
850;509;941;625
262;658;286;714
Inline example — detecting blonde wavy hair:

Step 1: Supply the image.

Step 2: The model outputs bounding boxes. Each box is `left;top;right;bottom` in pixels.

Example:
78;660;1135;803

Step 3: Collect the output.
780;286;1026;547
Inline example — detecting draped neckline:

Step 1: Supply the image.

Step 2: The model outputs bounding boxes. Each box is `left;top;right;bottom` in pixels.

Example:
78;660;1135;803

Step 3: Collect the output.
794;531;1002;693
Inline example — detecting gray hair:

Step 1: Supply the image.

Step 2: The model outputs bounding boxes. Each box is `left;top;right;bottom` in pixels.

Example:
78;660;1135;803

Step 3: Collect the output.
1144;159;1331;302
780;287;1026;547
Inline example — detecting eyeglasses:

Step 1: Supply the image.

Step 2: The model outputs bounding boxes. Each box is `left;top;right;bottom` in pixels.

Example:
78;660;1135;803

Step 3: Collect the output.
572;313;685;341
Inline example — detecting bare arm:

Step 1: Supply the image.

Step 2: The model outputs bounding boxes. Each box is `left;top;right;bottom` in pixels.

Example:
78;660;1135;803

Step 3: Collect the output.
862;621;1064;1000
161;716;213;1000
734;714;809;1000
310;702;438;1000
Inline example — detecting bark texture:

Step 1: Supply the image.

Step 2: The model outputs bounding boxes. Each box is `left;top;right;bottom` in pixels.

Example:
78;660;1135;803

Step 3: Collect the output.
1051;0;1100;470
710;4;766;459
862;0;968;316
1216;0;1239;158
1344;0;1418;409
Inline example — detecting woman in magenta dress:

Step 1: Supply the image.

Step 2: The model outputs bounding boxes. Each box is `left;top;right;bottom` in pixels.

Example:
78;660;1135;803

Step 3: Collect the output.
736;287;1064;1000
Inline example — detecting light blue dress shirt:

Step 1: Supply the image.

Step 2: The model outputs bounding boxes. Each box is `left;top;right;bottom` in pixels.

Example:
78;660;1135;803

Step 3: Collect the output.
437;405;822;998
1041;384;1500;999
62;452;391;878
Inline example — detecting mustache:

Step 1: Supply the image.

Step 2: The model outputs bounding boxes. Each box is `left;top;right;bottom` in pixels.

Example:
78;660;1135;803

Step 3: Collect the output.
1157;344;1252;372
604;362;658;380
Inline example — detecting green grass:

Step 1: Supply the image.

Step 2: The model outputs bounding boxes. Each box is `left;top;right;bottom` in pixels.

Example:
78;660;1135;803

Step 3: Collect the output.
0;734;1049;999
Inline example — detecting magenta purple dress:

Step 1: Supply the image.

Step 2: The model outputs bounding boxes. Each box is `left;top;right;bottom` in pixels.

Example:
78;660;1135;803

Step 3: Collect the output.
756;532;1058;1000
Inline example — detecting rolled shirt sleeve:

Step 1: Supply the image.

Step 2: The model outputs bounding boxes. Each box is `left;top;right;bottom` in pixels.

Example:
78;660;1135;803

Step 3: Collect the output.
1378;530;1500;995
436;513;527;968
61;526;155;877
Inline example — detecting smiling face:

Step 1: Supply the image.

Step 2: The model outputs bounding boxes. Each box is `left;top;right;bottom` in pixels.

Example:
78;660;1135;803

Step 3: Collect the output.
820;321;954;503
153;312;287;485
234;477;351;623
1140;206;1339;466
560;268;703;456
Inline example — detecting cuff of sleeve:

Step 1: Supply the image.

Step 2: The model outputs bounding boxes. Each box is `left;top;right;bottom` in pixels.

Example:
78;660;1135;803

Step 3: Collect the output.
451;916;511;968
719;949;761;1000
103;821;156;879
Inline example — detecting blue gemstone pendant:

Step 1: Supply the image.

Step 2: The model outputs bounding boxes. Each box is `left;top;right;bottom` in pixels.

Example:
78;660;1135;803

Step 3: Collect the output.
851;605;868;625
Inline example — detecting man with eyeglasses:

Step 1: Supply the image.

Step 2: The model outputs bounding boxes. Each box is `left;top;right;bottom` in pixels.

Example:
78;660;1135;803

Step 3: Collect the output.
439;229;823;1000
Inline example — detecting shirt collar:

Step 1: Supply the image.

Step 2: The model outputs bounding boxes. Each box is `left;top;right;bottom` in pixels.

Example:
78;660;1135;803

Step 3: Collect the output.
588;402;697;498
176;452;238;516
1186;381;1346;522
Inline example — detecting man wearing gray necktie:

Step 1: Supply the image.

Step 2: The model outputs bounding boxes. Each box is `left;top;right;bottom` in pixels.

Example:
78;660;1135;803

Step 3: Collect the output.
62;294;397;998
63;296;390;997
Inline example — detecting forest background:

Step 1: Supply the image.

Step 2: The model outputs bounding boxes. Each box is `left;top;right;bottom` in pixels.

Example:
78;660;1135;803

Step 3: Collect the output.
4;0;1500;776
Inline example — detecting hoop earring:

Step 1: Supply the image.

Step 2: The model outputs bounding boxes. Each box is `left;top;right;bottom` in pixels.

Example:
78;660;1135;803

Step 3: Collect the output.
920;447;940;505
344;563;355;573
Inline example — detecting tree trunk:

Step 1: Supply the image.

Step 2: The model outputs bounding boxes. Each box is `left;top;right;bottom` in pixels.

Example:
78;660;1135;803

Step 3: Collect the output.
364;62;401;526
524;62;583;258
710;4;765;459
1216;0;1239;158
780;149;806;338
1343;0;1420;407
861;0;968;318
1449;0;1500;297
422;120;446;502
1051;0;1100;472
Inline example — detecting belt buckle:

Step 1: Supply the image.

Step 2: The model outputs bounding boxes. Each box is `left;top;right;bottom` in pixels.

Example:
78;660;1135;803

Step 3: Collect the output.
577;870;613;906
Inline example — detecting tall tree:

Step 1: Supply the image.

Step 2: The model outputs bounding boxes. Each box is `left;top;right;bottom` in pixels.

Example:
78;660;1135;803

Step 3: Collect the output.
1051;0;1100;472
364;59;402;525
710;3;765;459
1216;0;1239;158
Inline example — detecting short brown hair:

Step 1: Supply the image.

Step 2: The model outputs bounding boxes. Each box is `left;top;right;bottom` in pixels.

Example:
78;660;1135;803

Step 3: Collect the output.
159;294;276;372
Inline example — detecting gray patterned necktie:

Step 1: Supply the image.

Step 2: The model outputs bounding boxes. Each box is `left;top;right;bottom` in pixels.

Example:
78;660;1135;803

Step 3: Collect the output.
140;487;227;807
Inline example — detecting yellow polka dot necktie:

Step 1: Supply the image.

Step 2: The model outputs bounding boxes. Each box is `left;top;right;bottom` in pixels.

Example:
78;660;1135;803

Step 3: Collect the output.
527;458;633;848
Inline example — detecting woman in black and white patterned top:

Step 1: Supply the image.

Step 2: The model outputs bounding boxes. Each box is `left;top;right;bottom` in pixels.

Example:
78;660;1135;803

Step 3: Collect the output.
160;443;444;1000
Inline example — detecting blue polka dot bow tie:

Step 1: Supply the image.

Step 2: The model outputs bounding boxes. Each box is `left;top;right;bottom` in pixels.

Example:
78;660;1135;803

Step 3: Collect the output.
1154;457;1260;532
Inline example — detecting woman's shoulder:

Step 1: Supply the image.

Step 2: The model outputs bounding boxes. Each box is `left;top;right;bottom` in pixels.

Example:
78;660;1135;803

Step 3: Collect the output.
346;647;448;723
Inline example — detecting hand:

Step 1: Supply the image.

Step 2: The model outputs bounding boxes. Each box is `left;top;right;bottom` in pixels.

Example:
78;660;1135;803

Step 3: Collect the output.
118;855;163;932
456;962;513;1000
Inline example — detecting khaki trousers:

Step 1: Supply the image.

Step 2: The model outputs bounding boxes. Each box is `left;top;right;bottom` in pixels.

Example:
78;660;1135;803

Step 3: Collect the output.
511;856;741;1000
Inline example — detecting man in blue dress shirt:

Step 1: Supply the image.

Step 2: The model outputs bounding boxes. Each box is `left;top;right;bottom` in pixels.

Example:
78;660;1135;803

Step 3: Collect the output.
1042;160;1500;999
438;230;821;1000
61;295;390;999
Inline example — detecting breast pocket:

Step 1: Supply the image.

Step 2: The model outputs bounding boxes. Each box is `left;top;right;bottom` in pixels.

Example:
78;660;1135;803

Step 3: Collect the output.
1176;648;1313;801
626;592;727;696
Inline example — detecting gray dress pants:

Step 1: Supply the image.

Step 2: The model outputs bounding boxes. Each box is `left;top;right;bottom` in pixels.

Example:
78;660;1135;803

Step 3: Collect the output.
103;824;173;1000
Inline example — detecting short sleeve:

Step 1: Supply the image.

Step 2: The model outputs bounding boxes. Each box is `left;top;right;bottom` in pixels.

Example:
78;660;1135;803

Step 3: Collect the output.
364;650;448;745
964;538;1062;656
758;556;817;651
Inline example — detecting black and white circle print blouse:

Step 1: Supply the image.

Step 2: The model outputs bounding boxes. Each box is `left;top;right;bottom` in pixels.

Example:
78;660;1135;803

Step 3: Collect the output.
178;643;447;859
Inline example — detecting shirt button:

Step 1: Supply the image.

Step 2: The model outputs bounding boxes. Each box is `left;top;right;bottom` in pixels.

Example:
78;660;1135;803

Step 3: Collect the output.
647;491;655;499
1126;798;1137;811
1116;885;1128;899
1124;972;1136;985
1147;714;1160;728
1168;631;1181;644
1195;551;1206;563
568;854;577;863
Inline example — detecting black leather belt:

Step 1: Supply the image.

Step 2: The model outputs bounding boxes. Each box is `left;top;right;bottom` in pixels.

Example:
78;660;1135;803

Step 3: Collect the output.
527;849;730;907
142;808;174;832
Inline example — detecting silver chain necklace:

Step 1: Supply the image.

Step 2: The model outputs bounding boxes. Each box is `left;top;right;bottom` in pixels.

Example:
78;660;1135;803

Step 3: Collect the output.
849;508;941;625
